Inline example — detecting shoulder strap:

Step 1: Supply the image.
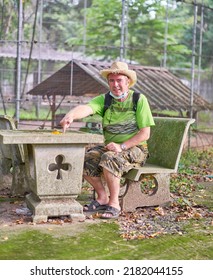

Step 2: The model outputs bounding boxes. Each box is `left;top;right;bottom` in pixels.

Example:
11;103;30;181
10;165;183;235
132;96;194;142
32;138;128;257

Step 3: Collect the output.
132;91;140;111
103;91;140;116
103;91;113;116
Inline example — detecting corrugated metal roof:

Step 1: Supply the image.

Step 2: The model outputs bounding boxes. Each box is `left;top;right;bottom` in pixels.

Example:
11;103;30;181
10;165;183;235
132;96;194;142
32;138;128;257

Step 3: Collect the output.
27;59;212;112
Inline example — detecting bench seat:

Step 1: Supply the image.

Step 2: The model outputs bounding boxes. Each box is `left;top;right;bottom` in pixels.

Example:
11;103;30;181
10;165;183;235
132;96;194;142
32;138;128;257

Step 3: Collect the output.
124;163;176;181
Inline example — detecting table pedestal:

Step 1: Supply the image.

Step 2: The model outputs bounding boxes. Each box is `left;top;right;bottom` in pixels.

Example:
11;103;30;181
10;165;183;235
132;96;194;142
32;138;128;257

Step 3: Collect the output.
26;193;84;223
24;144;86;222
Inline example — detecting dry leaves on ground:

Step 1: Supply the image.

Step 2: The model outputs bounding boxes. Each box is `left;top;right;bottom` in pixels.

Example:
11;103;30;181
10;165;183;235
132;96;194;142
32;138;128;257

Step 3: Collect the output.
118;204;213;240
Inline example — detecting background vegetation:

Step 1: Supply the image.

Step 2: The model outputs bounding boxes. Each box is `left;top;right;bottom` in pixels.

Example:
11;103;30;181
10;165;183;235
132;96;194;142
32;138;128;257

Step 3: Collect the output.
1;0;213;77
0;1;212;127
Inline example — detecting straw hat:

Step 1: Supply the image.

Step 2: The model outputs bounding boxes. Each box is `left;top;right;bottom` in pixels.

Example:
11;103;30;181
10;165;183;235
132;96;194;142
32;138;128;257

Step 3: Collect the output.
100;61;137;88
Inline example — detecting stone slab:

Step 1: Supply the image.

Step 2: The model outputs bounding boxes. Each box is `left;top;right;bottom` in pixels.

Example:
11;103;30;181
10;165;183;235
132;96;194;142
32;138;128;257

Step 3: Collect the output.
0;130;104;144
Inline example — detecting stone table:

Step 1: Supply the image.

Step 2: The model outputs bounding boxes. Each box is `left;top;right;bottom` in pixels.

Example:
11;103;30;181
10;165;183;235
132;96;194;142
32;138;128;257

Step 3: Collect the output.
0;130;103;222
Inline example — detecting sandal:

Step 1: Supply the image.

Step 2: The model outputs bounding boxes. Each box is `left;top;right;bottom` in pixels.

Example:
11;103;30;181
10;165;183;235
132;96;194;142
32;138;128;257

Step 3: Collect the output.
100;206;120;219
83;200;108;212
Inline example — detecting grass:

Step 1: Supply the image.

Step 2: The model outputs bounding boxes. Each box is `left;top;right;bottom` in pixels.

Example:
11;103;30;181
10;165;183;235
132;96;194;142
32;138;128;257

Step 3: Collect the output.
0;148;212;260
0;219;212;260
0;107;52;120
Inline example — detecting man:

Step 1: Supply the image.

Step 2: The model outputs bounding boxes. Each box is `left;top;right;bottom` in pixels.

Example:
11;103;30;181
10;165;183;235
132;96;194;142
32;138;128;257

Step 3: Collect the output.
60;61;155;219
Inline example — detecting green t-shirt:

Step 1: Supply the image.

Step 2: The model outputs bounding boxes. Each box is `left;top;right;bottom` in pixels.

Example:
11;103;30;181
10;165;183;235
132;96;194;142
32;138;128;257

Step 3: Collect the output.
88;90;155;145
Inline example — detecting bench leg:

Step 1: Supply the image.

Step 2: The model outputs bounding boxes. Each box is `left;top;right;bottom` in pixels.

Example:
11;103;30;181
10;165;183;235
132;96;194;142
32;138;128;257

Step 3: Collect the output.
120;173;171;212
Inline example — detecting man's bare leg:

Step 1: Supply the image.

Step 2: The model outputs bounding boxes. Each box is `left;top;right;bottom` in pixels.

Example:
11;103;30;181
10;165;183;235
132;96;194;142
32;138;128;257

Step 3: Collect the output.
83;175;109;210
101;168;121;218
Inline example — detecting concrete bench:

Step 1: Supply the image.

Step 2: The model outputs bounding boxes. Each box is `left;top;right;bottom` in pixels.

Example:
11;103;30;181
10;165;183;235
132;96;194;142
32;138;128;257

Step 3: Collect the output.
0;115;29;196
120;117;195;211
89;117;195;212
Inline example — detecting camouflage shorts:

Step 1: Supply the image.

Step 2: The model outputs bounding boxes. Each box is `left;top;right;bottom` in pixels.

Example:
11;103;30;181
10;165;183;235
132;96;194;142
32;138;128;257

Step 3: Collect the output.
83;144;149;178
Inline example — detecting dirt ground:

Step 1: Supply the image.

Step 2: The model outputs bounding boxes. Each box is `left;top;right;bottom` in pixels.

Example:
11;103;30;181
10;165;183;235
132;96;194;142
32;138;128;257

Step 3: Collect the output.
0;179;212;240
0;181;102;237
0;172;101;226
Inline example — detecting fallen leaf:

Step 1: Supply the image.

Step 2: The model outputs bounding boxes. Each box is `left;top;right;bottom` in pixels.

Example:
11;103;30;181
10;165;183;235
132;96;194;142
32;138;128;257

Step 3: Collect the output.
15;219;24;224
51;130;62;135
193;212;202;219
155;207;165;216
149;231;162;238
92;212;102;219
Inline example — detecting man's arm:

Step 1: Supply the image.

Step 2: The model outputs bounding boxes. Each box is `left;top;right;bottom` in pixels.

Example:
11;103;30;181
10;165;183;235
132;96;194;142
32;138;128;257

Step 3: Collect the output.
106;127;150;152
122;127;150;149
60;105;94;132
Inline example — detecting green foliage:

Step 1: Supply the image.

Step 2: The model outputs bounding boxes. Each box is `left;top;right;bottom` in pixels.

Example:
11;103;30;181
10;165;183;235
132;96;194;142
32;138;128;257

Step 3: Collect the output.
0;0;17;40
1;0;213;106
1;0;213;68
64;0;192;66
170;148;213;206
42;0;83;48
179;148;212;172
176;0;213;68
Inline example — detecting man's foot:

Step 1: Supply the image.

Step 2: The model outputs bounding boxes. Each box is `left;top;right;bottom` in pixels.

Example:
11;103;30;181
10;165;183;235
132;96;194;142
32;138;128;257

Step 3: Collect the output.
100;205;120;219
83;200;108;212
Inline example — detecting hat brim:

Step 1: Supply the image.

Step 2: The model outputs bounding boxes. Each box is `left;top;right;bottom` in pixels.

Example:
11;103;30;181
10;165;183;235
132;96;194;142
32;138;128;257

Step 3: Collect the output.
100;69;137;88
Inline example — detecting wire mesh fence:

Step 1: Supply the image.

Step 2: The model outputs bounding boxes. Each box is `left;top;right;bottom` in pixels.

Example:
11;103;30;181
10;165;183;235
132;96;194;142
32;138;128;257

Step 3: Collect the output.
0;43;212;130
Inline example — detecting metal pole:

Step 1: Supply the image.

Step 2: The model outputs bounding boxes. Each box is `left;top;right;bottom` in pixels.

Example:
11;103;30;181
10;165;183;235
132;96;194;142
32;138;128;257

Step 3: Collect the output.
38;0;43;83
197;0;204;95
163;0;169;68
83;0;87;57
190;2;197;119
120;0;126;61
15;0;23;126
125;2;129;60
36;0;43;119
188;1;197;149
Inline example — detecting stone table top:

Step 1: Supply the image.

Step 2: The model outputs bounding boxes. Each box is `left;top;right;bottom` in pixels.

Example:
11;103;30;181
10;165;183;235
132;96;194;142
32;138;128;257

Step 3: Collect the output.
0;130;104;144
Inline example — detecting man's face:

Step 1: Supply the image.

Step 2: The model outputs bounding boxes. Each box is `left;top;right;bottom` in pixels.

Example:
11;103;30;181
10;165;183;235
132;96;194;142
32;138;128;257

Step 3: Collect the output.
107;73;130;97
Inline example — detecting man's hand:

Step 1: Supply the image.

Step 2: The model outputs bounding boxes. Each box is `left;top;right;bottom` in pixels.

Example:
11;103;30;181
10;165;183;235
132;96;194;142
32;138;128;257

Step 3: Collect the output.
106;142;123;153
59;105;94;133
60;116;73;133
